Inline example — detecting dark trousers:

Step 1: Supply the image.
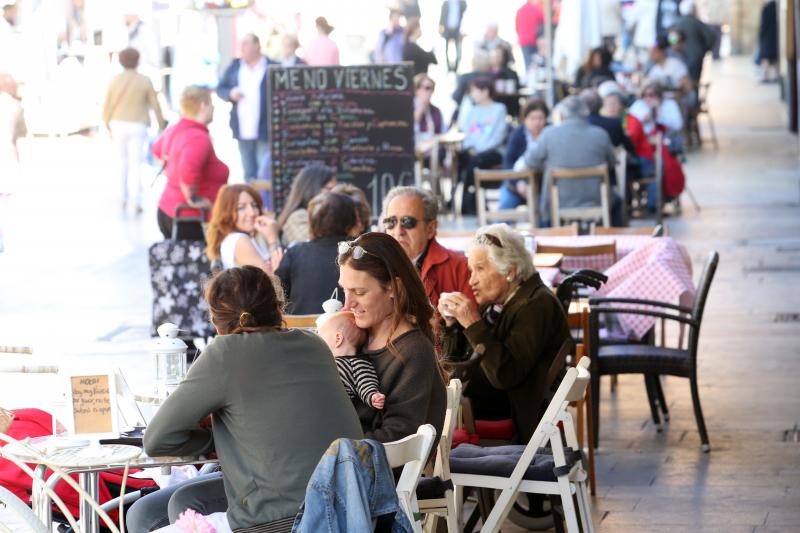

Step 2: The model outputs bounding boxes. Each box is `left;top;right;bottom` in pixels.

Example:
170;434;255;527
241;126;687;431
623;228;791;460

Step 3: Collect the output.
464;365;512;421
458;149;502;215
443;32;462;72
126;472;226;531
157;208;205;241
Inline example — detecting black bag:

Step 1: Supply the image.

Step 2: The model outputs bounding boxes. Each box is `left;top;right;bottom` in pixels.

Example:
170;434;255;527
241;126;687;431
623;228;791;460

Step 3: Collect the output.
149;205;215;339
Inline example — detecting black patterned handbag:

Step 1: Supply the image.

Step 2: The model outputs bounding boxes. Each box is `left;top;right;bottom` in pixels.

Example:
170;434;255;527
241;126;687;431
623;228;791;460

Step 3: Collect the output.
148;238;215;339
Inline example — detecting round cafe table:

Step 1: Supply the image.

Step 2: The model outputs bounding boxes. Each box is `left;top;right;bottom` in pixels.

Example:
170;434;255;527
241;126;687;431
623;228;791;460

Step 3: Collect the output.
2;437;141;533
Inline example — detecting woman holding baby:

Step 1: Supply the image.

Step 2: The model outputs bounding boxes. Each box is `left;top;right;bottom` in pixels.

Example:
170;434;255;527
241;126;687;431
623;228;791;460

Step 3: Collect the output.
337;231;447;443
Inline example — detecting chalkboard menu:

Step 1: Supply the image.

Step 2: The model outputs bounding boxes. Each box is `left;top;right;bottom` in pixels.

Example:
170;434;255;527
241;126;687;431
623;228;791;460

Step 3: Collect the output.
270;64;415;216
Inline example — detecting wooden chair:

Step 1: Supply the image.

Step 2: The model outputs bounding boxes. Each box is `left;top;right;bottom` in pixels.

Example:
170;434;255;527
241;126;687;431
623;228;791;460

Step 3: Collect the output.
450;360;594;533
590;224;665;237
589;251;720;452
613;146;628;226
567;307;597;496
549;164;611;228
631;132;664;224
689;82;718;150
283;314;319;328
534;241;617;272
522;223;579;237
419;379;462;533
474;169;539;228
385;425;438;533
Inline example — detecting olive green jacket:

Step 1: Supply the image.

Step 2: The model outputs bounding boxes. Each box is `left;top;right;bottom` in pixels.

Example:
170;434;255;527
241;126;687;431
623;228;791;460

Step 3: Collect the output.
443;273;571;443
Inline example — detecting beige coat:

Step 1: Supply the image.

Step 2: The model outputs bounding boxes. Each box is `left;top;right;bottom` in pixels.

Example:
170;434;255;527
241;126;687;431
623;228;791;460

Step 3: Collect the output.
102;69;164;128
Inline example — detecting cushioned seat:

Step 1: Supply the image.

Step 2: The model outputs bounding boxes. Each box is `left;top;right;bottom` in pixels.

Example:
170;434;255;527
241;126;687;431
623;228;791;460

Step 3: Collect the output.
450;444;582;482
598;344;691;377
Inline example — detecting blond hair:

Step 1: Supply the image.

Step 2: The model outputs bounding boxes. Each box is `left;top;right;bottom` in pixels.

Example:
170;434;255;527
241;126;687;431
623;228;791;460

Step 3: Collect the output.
180;85;211;117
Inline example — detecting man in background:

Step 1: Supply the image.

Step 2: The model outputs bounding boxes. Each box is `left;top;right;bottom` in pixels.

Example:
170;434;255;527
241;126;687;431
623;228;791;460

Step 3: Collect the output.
217;34;274;183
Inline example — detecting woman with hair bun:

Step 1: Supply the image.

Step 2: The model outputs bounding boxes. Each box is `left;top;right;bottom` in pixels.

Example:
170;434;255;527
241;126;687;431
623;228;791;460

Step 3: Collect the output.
129;266;362;531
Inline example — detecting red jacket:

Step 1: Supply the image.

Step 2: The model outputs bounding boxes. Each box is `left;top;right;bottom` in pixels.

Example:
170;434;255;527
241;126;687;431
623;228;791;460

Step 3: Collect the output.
154;118;229;220
421;238;475;309
516;2;545;47
625;114;685;198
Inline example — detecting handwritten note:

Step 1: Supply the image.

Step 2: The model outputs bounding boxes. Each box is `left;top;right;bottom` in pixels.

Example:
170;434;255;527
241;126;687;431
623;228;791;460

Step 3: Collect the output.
70;375;113;434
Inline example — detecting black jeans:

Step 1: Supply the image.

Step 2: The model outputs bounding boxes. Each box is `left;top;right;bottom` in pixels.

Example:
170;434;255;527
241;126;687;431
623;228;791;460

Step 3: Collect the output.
458;149;502;215
157;208;205;241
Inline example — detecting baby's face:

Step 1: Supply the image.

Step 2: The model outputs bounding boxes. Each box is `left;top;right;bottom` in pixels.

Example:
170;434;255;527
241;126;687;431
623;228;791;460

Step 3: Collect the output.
318;320;339;350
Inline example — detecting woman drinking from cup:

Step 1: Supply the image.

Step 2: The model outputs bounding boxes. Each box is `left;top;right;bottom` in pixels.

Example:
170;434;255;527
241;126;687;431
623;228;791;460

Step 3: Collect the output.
438;224;570;443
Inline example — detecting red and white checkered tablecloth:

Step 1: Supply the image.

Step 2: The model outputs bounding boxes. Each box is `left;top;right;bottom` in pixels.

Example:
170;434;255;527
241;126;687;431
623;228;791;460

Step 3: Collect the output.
534;235;654;271
593;237;695;339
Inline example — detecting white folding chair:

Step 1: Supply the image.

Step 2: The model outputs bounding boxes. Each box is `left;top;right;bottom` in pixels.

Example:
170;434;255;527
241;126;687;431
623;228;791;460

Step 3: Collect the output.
418;379;462;533
450;359;594;533
384;424;437;533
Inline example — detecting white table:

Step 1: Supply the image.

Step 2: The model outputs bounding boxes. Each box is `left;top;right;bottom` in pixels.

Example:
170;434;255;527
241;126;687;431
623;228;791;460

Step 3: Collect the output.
2;436;213;533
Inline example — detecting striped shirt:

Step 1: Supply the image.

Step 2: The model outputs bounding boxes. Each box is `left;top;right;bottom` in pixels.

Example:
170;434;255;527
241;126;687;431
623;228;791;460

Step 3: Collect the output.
334;356;381;406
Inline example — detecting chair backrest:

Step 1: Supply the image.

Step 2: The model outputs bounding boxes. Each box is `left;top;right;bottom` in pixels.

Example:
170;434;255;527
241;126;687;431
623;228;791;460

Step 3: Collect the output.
535;241;617;268
283;314;320;328
546;338;574;392
474;168;539;227
385;424;437;529
522;223;579;237
688;251;719;354
549;164;611;227
613;146;627;225
591;224;665;237
502;360;591;487
431;380;462;484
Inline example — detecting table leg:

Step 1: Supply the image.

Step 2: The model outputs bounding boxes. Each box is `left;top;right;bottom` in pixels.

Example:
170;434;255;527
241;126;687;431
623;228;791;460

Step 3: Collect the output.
78;471;101;533
30;464;51;526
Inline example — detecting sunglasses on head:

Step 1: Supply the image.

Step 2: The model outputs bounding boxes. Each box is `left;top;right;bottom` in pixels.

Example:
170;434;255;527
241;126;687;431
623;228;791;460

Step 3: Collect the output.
382;215;419;230
337;240;378;262
476;232;503;248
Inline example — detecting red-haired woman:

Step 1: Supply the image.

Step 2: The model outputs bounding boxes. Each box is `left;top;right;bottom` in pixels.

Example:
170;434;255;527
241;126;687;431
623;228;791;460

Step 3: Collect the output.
206;184;282;272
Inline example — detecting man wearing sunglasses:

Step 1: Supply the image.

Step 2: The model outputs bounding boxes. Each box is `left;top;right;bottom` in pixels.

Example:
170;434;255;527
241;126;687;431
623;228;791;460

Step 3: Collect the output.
382;186;474;309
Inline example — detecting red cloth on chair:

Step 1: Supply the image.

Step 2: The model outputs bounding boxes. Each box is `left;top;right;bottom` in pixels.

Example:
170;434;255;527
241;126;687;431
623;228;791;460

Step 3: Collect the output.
474;419;515;440
451;428;481;448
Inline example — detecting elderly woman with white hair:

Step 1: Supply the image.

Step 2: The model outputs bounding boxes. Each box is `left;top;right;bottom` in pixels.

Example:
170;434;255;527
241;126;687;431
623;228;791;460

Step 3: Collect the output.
439;224;571;443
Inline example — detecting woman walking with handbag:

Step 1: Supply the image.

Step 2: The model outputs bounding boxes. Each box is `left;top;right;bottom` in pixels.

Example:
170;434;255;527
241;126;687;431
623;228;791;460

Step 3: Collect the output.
102;47;165;214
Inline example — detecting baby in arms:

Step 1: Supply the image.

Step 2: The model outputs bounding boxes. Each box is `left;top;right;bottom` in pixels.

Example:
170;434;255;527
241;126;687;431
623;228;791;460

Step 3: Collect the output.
317;310;385;410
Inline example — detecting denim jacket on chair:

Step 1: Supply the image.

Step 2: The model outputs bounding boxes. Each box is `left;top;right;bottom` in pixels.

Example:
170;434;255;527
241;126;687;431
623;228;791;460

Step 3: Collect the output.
291;438;413;533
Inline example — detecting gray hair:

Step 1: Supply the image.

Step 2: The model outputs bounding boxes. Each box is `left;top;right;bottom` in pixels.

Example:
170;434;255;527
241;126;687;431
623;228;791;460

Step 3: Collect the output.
467;224;535;282
555;95;589;121
579;88;603;114
382;186;438;222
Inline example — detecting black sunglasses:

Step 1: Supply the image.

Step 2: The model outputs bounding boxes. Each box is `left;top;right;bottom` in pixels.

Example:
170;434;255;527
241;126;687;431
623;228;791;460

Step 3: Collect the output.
382;215;419;230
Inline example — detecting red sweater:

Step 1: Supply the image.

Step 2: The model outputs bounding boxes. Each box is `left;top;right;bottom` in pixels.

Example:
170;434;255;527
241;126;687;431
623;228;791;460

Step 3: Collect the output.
153;118;229;219
516;2;545;47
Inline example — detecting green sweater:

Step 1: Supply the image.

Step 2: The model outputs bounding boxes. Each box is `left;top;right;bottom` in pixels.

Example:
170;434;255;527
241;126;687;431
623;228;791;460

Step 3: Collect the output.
356;329;447;444
442;273;571;443
143;329;363;530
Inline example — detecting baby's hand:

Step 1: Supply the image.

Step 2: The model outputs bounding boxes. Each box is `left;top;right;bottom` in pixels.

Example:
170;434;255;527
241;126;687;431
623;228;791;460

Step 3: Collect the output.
371;392;385;410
